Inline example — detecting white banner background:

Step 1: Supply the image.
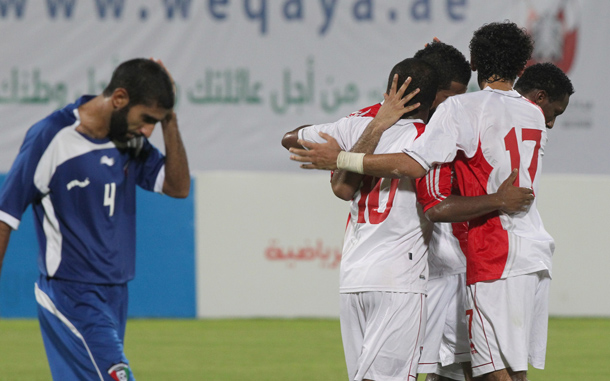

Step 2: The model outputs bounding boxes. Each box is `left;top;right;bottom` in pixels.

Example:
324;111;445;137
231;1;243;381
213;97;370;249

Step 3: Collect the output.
195;171;348;318
0;0;607;174
195;172;610;318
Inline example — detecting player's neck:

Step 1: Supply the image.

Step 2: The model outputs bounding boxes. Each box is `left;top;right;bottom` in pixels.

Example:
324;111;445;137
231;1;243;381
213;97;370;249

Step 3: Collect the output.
76;96;111;139
482;76;514;91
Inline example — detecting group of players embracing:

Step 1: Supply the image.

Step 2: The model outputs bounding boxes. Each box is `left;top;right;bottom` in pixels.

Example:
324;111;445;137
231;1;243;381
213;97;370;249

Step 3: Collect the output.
283;21;574;381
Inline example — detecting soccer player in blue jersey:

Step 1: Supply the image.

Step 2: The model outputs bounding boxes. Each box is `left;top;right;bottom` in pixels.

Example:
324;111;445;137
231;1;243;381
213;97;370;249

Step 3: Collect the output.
0;58;190;381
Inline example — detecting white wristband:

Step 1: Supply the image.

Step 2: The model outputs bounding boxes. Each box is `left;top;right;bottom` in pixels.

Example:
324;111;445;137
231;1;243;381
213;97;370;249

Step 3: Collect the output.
337;151;365;174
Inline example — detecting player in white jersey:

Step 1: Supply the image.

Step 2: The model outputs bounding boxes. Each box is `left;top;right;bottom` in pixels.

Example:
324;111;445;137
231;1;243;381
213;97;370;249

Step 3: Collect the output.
423;64;572;381
285;58;439;381
288;22;574;381
324;41;475;381
310;41;533;381
417;164;535;381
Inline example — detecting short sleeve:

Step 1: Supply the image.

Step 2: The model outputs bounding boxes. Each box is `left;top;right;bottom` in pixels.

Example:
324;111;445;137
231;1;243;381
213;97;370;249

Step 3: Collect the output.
297;118;354;151
405;97;478;169
132;138;166;193
415;163;453;213
0;127;47;229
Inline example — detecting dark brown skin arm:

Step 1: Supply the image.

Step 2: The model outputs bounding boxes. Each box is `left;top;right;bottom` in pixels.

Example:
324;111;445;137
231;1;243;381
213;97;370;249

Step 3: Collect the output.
426;169;534;222
281;125;312;150
161;112;191;198
0;221;12;281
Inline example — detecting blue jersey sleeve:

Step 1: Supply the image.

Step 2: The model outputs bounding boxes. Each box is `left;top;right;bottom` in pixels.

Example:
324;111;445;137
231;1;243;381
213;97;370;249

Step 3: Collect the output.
0;124;50;228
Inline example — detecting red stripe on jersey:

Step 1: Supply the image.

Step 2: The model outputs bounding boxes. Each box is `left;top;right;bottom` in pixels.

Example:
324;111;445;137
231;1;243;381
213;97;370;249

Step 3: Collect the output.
451;221;469;257
348;103;381;118
415;163;451;213
454;149;509;285
414;122;426;139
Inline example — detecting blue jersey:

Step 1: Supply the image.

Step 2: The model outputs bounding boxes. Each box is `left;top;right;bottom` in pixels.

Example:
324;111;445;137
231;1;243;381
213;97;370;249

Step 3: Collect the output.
0;96;166;284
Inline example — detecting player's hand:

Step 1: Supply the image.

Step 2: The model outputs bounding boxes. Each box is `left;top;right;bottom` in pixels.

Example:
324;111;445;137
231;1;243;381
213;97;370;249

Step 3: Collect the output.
151;58;177;95
424;37;441;47
497;169;534;214
289;132;342;170
371;74;420;133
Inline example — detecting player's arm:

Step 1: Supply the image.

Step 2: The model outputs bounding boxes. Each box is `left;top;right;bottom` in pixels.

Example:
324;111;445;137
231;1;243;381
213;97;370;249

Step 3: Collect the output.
332;75;423;200
152;60;190;199
281;125;312;150
160;111;190;198
0;221;12;280
291;74;426;179
291;141;427;179
426;169;534;222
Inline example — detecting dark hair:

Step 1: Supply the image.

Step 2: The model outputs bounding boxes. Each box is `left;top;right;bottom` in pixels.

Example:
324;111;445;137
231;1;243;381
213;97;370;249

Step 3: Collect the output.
386;57;438;117
414;41;471;90
469;21;534;82
103;58;174;109
515;63;574;102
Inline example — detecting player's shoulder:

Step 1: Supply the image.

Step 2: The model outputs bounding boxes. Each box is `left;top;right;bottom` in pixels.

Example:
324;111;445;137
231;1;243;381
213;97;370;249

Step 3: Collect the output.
500;89;546;120
25;109;75;149
25;96;92;146
347;103;381;118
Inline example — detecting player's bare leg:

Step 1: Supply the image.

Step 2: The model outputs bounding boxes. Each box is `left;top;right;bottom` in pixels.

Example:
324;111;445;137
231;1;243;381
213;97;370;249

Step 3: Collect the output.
508;369;528;381
461;361;474;381
425;373;461;381
473;368;524;381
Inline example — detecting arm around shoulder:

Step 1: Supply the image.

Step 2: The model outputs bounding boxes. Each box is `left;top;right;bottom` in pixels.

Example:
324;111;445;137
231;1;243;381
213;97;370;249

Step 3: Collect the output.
362;152;427;179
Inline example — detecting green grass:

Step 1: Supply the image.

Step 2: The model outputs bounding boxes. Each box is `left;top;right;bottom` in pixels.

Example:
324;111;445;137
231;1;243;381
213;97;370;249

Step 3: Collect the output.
0;318;608;380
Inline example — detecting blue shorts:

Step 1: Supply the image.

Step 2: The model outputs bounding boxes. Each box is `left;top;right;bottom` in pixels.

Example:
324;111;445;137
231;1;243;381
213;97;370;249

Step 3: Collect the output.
35;275;135;381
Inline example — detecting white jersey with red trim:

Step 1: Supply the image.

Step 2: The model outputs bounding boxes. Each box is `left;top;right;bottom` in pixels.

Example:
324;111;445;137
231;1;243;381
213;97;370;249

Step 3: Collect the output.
406;87;554;285
299;104;432;294
416;163;467;280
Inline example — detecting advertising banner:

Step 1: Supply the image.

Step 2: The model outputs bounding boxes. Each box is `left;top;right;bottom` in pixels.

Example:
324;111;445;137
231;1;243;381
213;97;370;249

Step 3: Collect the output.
0;0;606;174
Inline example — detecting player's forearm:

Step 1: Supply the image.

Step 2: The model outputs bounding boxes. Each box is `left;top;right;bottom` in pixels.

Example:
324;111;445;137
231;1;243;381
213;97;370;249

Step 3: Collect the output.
331;121;384;200
161;113;190;198
350;119;386;154
361;152;427;179
0;221;12;281
331;170;362;201
426;194;503;223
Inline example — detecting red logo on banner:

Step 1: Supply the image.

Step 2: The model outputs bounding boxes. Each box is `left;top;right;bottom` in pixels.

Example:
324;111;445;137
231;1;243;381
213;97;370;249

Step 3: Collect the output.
526;0;580;73
265;239;342;269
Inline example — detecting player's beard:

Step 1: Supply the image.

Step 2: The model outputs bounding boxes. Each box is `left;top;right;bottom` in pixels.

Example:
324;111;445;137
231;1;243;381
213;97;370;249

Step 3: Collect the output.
108;105;131;142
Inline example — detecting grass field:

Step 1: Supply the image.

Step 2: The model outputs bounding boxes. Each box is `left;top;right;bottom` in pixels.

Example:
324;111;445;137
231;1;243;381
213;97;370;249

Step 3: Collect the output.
0;317;608;380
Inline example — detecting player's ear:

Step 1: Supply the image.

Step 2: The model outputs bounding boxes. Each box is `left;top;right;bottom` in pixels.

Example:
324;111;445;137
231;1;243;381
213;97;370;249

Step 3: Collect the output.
111;88;130;110
535;90;548;105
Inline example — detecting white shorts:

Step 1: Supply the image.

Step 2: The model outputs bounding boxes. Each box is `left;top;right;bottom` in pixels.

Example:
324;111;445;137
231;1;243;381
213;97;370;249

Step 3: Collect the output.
466;271;550;377
437;362;466;380
340;292;427;381
418;273;470;375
